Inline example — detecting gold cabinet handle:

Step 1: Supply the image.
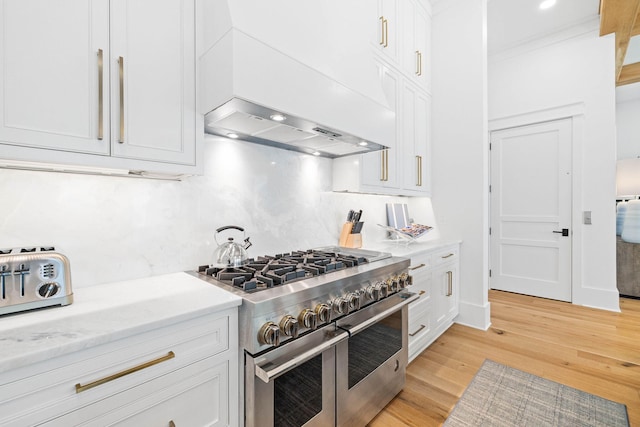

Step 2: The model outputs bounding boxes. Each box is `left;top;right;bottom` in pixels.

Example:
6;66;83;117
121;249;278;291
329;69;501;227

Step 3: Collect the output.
409;324;426;337
75;351;175;393
419;155;423;186
446;271;453;296
379;16;389;48
97;49;104;140
415;51;423;76
442;253;454;259
169;422;176;427
385;149;389;181
409;263;426;271
419;290;426;295
380;150;389;181
416;155;423;186
118;56;125;144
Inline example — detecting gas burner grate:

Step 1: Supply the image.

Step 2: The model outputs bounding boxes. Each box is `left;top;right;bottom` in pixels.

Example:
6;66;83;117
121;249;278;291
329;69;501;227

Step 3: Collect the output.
197;249;369;292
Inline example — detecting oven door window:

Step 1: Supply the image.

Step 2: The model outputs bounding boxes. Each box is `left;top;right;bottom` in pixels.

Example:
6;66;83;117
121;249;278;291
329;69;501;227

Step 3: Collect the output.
274;354;323;427
347;311;402;389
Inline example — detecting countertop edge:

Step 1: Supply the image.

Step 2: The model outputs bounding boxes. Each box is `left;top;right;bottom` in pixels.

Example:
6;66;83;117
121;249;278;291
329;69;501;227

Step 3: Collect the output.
0;272;241;375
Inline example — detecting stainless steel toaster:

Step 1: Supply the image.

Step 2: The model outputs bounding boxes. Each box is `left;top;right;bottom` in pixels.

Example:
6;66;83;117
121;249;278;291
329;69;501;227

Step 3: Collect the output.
0;246;73;316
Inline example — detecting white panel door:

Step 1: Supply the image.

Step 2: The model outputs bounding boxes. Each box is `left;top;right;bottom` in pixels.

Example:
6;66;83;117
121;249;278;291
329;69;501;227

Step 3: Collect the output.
0;0;110;155
110;0;195;165
490;119;572;302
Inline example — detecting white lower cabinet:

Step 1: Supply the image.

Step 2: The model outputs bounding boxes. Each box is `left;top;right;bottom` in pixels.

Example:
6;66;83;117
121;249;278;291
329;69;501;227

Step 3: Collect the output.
0;308;238;427
407;244;460;362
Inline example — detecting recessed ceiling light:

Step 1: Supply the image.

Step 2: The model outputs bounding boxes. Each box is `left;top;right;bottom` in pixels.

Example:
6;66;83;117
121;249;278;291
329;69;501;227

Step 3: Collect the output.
359;141;369;146
312;151;321;156
539;0;556;10
270;113;286;122
227;133;239;139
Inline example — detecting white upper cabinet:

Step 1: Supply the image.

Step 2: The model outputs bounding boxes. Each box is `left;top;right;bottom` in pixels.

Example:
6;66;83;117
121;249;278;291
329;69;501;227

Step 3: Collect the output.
0;0;110;155
334;0;432;197
402;83;431;195
373;0;399;63
110;0;196;165
400;1;431;92
0;0;199;175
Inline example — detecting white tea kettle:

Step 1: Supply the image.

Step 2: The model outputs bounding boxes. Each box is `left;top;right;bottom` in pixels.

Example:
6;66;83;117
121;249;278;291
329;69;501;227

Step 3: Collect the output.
213;225;252;268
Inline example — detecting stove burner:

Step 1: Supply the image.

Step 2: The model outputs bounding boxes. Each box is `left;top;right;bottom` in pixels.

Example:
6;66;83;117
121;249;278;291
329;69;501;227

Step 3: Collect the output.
198;249;368;292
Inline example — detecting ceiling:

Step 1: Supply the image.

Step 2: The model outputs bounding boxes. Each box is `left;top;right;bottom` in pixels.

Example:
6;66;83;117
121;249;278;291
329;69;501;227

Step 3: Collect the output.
487;0;601;55
488;0;640;99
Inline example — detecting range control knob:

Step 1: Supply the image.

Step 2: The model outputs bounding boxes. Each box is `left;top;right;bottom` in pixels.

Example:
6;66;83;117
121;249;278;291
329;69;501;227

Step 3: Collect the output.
258;322;280;346
315;303;332;324
365;284;381;301
298;309;318;330
398;273;409;289
374;281;389;299
279;315;299;338
387;277;399;294
347;292;361;311
333;297;350;315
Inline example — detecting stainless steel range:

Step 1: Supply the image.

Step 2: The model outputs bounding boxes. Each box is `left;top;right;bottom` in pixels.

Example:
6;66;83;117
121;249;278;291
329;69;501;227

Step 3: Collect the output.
191;246;418;427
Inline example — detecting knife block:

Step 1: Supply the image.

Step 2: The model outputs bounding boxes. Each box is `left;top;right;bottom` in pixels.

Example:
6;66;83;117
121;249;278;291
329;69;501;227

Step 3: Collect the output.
339;223;362;248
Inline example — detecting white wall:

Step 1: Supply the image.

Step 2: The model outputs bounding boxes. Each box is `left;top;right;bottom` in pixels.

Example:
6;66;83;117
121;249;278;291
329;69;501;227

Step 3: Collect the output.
489;32;619;311
617;97;640;160
0;136;436;288
431;0;491;330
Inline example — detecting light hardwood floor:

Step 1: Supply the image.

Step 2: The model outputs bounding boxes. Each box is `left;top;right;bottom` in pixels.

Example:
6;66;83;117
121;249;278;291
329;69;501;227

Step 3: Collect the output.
369;290;640;426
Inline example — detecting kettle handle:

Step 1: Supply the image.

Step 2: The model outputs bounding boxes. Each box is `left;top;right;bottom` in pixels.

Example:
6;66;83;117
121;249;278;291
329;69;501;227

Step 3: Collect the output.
216;225;244;233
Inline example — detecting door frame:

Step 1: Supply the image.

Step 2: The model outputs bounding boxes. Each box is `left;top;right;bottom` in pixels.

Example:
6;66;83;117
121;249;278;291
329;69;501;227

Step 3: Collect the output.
488;102;585;302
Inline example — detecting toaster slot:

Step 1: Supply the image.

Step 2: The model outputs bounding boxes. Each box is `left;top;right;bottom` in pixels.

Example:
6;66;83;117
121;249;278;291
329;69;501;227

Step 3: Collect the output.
0;265;9;299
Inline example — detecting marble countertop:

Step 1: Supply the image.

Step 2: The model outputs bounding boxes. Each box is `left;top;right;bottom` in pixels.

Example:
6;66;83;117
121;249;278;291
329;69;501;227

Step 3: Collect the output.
0;272;241;375
364;238;462;258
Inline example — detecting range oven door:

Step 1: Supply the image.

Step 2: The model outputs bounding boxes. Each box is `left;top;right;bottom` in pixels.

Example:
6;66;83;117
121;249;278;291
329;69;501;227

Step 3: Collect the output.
335;292;418;427
245;326;348;427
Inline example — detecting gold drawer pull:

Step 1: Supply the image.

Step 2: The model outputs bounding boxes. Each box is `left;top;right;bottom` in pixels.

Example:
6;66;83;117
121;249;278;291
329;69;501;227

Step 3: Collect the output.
97;49;104;140
409;324;426;337
441;253;455;259
446;271;453;296
118;56;125;143
419;290;426;295
75;351;175;393
169;422;176;427
409;263;426;270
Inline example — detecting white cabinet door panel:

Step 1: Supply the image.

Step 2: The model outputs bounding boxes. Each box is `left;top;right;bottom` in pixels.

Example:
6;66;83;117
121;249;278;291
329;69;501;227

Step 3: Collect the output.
110;0;195;165
0;0;109;154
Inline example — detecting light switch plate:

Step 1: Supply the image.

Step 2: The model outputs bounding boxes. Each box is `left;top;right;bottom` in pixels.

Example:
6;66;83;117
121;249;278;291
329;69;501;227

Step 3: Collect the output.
583;211;592;225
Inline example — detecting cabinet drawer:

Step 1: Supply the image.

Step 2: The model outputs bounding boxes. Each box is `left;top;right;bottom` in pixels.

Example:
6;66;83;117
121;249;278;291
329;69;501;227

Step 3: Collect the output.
43;355;230;427
432;246;459;267
408;253;432;273
0;311;230;427
410;270;432;300
408;297;431;342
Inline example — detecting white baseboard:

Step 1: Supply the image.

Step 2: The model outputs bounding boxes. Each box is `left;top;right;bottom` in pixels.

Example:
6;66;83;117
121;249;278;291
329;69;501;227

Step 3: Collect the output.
574;287;621;312
455;300;491;330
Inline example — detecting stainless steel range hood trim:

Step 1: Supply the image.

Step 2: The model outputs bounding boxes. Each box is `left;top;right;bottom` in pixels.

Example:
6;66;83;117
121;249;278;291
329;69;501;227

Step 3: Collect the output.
199;28;396;159
204;98;388;159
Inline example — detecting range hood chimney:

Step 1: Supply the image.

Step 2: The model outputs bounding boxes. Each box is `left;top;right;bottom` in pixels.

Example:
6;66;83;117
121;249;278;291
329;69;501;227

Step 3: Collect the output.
199;8;396;159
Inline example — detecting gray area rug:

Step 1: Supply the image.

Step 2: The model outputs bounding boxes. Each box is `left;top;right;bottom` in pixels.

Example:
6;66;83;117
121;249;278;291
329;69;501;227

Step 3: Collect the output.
444;359;629;427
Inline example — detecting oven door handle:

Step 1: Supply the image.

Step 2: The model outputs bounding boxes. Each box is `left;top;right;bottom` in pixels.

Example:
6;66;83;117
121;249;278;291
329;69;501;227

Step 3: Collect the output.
339;292;419;336
255;330;349;383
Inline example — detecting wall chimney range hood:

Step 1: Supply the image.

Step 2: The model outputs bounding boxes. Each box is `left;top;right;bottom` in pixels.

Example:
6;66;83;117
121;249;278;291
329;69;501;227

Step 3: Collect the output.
199;9;396;159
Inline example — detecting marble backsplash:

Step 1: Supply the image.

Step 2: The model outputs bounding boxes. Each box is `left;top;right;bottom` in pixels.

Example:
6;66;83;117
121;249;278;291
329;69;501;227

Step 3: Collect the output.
0;135;438;287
